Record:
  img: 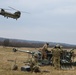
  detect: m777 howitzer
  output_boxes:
[12,48,76,69]
[13,48,52,65]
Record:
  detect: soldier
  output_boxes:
[29,53,40,73]
[70,48,75,63]
[39,43,49,59]
[51,44,62,69]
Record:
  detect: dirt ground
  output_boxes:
[0,46,76,75]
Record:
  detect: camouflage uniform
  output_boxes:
[70,48,74,62]
[40,43,49,59]
[29,54,40,72]
[52,45,62,69]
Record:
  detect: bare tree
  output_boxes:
[3,39,9,47]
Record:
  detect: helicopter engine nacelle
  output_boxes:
[14,11,21,18]
[1,9,5,14]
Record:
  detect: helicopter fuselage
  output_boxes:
[0,9,21,20]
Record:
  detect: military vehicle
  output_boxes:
[0,7,29,20]
[13,48,75,69]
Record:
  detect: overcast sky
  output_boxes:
[0,0,76,45]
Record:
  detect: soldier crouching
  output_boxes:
[29,53,40,73]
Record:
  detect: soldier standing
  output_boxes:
[52,44,62,69]
[70,48,75,63]
[39,43,49,59]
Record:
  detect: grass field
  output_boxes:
[0,46,76,75]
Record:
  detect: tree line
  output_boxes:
[1,39,44,48]
[0,39,76,49]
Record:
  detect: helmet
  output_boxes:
[60,45,63,48]
[46,42,49,45]
[55,44,59,48]
[54,44,62,48]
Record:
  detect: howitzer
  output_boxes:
[13,48,52,65]
[12,48,75,69]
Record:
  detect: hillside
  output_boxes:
[0,37,76,48]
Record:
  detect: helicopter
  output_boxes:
[0,7,29,20]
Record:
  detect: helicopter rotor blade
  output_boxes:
[8,6,30,14]
[8,6,18,11]
[20,11,30,14]
[0,8,11,10]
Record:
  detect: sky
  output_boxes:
[0,0,76,45]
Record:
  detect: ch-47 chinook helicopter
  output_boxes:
[0,7,29,20]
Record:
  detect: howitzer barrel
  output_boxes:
[13,48,34,54]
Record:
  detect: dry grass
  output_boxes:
[0,46,76,75]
